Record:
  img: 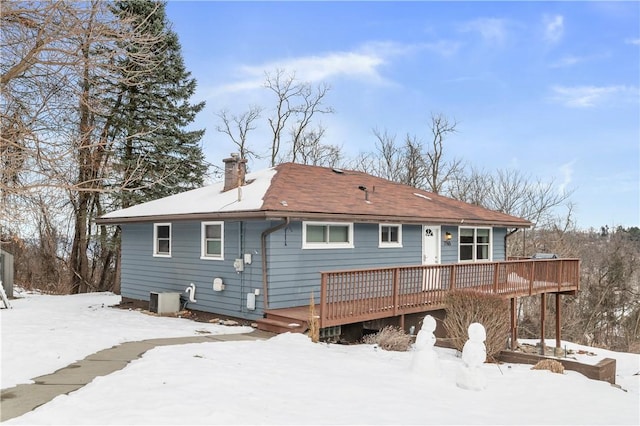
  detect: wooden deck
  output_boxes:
[259,258,580,333]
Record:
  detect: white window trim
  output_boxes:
[379,224,403,248]
[153,223,171,258]
[458,227,493,262]
[201,221,224,260]
[302,221,354,249]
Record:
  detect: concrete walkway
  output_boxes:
[0,330,274,422]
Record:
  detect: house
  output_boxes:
[97,155,579,343]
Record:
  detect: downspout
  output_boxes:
[260,217,290,310]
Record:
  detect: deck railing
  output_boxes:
[319,259,580,328]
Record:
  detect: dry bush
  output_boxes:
[443,290,510,359]
[362,325,412,351]
[308,293,319,343]
[531,359,564,374]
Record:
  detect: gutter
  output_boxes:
[260,217,290,310]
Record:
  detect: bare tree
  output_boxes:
[425,113,462,194]
[215,106,263,162]
[1,1,184,294]
[403,134,428,189]
[357,113,460,193]
[445,166,489,206]
[446,167,573,228]
[368,128,403,182]
[264,69,333,166]
[293,127,343,167]
[517,226,640,352]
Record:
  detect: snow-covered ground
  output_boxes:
[1,289,638,425]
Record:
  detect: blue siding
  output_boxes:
[265,222,423,309]
[441,225,458,264]
[120,221,268,321]
[120,220,510,318]
[493,227,507,260]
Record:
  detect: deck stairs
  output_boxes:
[256,309,310,334]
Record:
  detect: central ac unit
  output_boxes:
[149,292,180,314]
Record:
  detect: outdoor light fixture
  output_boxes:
[445,232,453,245]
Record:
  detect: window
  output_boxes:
[201,222,224,260]
[379,224,402,248]
[459,227,491,262]
[153,223,171,257]
[303,222,353,249]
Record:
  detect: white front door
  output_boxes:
[422,225,441,265]
[422,225,441,290]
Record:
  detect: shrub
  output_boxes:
[362,325,412,351]
[443,290,510,359]
[532,359,564,374]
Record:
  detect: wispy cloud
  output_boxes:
[543,15,564,44]
[550,85,638,107]
[211,41,459,96]
[212,51,387,95]
[549,55,583,68]
[558,161,575,195]
[458,18,509,45]
[625,38,640,45]
[549,52,609,68]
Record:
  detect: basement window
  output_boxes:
[303,222,354,249]
[153,223,171,257]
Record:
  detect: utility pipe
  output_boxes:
[260,217,290,310]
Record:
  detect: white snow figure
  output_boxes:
[456,322,488,391]
[410,315,441,377]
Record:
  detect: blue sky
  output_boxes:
[164,1,639,230]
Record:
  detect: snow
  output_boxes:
[99,167,276,219]
[1,290,639,425]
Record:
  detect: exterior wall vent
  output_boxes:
[149,292,181,314]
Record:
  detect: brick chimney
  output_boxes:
[223,153,247,192]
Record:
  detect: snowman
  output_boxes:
[456,322,488,390]
[410,315,441,377]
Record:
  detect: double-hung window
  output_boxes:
[459,227,491,262]
[379,224,402,248]
[303,222,353,249]
[201,222,224,260]
[153,223,171,257]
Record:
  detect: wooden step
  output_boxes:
[256,317,308,334]
[263,312,309,324]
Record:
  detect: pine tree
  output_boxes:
[110,0,206,208]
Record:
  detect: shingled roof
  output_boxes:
[97,162,531,228]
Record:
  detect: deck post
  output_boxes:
[556,260,563,292]
[510,297,518,350]
[555,293,562,350]
[392,268,399,316]
[540,292,546,354]
[450,264,457,290]
[493,264,499,294]
[320,273,327,329]
[529,262,535,296]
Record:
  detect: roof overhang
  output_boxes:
[95,209,532,228]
